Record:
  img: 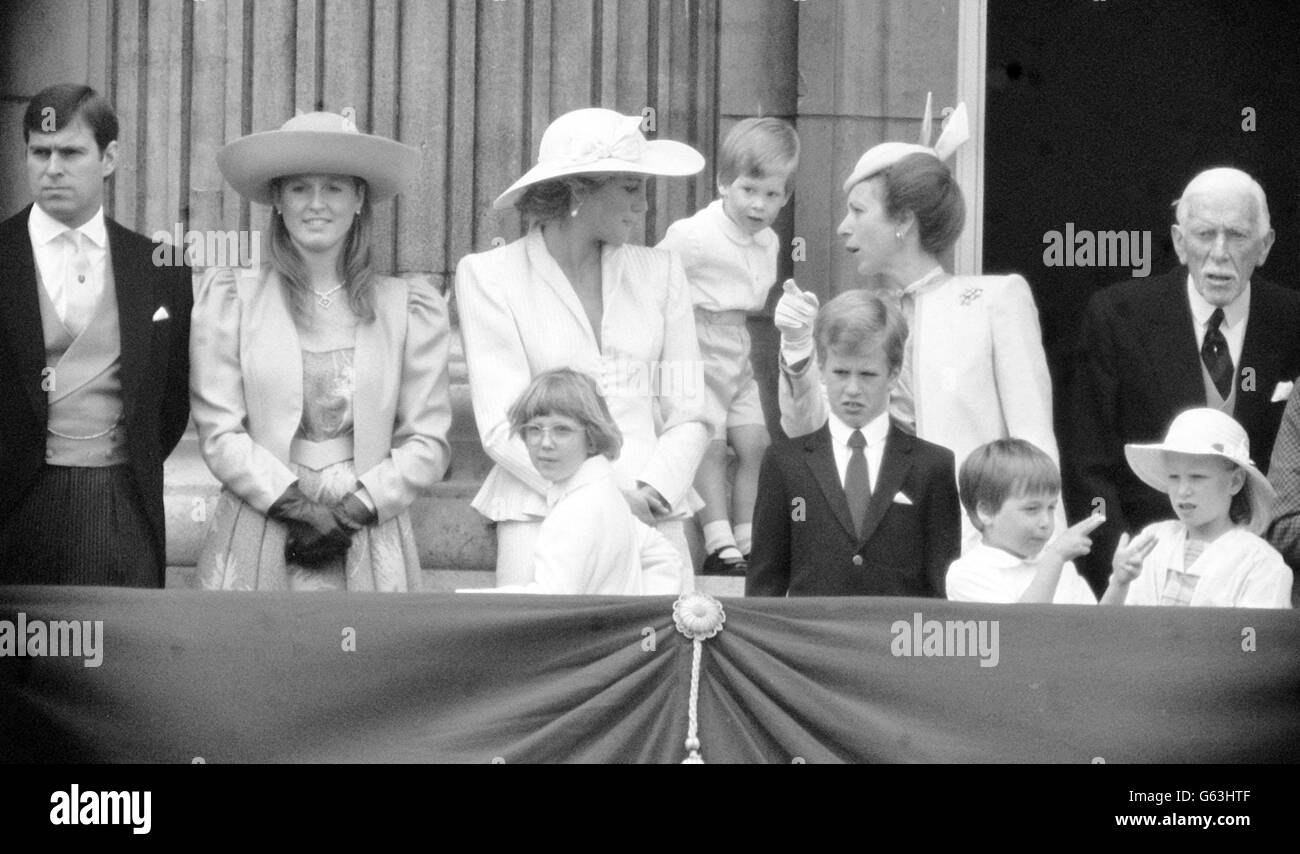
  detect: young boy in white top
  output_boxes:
[947,439,1101,604]
[657,117,800,574]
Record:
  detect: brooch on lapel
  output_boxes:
[959,287,983,306]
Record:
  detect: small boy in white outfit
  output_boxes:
[947,439,1100,604]
[657,117,800,574]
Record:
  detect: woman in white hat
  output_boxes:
[191,112,451,590]
[772,103,1062,555]
[1101,408,1292,608]
[455,108,709,592]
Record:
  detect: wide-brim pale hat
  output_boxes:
[493,107,704,210]
[1124,408,1276,535]
[217,111,420,206]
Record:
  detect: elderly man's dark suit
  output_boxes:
[1066,265,1300,590]
[0,205,191,585]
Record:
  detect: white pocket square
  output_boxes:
[152,306,170,322]
[1271,381,1294,403]
[892,491,914,505]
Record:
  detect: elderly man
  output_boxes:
[1067,167,1300,591]
[0,84,191,586]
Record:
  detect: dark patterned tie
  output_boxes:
[1202,308,1234,399]
[846,429,871,538]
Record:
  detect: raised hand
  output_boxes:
[1044,513,1106,563]
[774,279,820,355]
[1110,529,1158,586]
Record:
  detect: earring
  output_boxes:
[570,205,581,219]
[895,231,902,241]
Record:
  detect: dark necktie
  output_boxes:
[1202,308,1234,399]
[845,429,871,538]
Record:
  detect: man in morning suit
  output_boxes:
[1067,167,1300,591]
[0,84,192,586]
[746,290,960,596]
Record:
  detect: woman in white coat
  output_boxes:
[775,108,1063,550]
[191,112,451,591]
[455,108,710,592]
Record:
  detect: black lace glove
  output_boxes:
[331,492,378,534]
[267,482,353,567]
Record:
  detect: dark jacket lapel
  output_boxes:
[107,217,151,421]
[0,205,50,425]
[801,423,858,540]
[857,423,914,545]
[1143,267,1204,411]
[1236,275,1288,433]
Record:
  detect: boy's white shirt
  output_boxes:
[657,199,778,312]
[946,541,1098,605]
[1123,520,1292,608]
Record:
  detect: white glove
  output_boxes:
[774,279,819,365]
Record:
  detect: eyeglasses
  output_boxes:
[521,423,582,444]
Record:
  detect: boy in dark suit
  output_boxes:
[746,290,960,596]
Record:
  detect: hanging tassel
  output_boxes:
[672,592,726,764]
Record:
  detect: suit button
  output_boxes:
[852,555,864,566]
[45,449,54,460]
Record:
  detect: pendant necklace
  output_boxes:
[311,284,344,308]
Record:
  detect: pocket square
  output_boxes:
[892,491,914,505]
[152,306,170,322]
[1271,380,1294,403]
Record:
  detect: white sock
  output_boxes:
[733,524,753,555]
[702,520,738,556]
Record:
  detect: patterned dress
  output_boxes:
[195,348,422,591]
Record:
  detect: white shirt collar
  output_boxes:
[544,454,614,510]
[826,406,890,449]
[28,203,107,249]
[708,199,775,248]
[1186,274,1249,331]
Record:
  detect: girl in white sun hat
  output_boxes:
[1102,408,1292,608]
